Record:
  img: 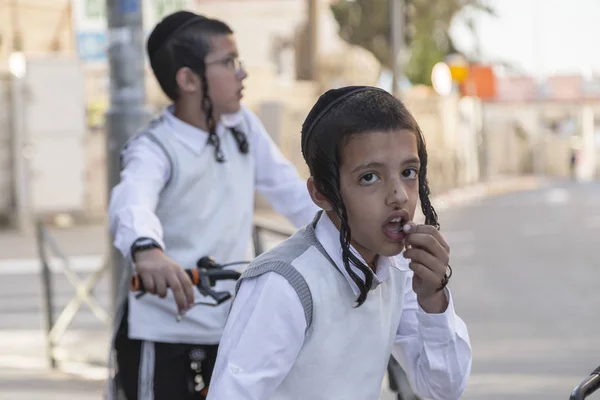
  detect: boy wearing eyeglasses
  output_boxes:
[105,11,319,400]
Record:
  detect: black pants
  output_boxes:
[114,304,219,400]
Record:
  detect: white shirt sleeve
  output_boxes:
[246,111,320,228]
[207,272,306,400]
[108,135,171,261]
[392,274,472,400]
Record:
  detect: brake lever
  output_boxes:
[175,268,241,322]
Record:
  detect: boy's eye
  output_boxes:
[224,56,242,71]
[359,173,379,185]
[225,57,236,68]
[402,168,418,180]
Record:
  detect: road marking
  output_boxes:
[444,230,476,244]
[544,188,570,204]
[0,330,109,381]
[584,215,600,229]
[465,373,584,395]
[0,255,105,275]
[519,222,561,237]
[0,354,107,381]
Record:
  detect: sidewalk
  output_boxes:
[0,174,547,395]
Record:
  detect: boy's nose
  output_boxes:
[386,183,408,207]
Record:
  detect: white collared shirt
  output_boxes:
[108,104,320,260]
[208,212,472,400]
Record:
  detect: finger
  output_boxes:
[403,248,447,276]
[177,268,195,309]
[405,233,449,263]
[141,274,155,294]
[405,223,450,253]
[409,261,442,291]
[167,269,188,312]
[154,275,168,298]
[173,268,195,311]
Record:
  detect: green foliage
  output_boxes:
[330,0,495,86]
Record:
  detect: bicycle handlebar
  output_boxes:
[130,256,245,306]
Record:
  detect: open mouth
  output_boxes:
[387,217,407,233]
[382,210,410,242]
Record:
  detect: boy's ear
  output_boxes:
[175,67,201,94]
[307,177,333,211]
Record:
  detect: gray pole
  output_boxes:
[105,0,150,313]
[390,0,404,97]
[307,0,319,80]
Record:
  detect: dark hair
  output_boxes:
[301,86,438,306]
[147,13,243,162]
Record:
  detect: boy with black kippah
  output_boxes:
[105,10,319,400]
[207,86,471,400]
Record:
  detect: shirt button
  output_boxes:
[230,365,240,374]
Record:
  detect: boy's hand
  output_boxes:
[402,222,451,314]
[134,248,195,313]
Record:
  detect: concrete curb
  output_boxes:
[430,175,545,211]
[411,175,545,224]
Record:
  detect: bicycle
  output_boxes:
[130,256,246,320]
[570,365,600,399]
[126,256,247,397]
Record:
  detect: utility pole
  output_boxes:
[10,0,23,51]
[307,0,319,80]
[470,19,488,182]
[105,0,150,313]
[390,0,404,97]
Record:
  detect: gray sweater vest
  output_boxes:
[126,112,256,344]
[235,213,408,399]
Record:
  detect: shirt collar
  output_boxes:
[313,211,410,297]
[161,105,246,155]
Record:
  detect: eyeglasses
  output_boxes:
[206,55,245,74]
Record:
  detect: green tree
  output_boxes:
[330,0,495,86]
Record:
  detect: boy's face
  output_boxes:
[328,129,420,265]
[203,34,247,115]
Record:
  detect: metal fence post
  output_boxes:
[36,221,56,369]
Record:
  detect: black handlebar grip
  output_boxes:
[202,269,242,282]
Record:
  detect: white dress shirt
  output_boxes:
[108,105,319,261]
[107,105,320,344]
[208,212,472,400]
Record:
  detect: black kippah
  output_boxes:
[301,85,388,155]
[147,11,207,60]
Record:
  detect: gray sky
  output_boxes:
[450,0,600,76]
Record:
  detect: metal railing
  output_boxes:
[36,220,111,369]
[252,215,295,256]
[35,216,294,370]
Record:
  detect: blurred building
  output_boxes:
[2,0,595,228]
[0,0,383,226]
[481,71,600,178]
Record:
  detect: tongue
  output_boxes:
[383,222,402,233]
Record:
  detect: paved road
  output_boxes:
[1,179,600,399]
[437,179,599,400]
